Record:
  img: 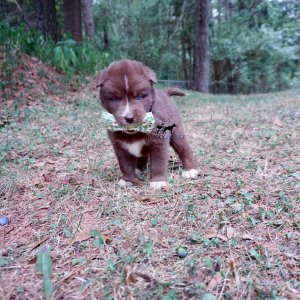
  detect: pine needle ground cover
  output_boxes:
[0,78,299,298]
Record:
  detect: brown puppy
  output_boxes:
[97,59,198,189]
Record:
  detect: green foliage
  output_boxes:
[90,229,104,248]
[53,38,110,79]
[1,0,299,94]
[93,0,300,93]
[0,22,111,86]
[210,0,300,93]
[0,21,52,94]
[54,39,77,72]
[142,240,154,255]
[0,22,54,59]
[37,246,53,300]
[161,289,177,300]
[202,293,217,300]
[94,0,186,80]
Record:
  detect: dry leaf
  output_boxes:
[39,202,52,210]
[272,115,283,127]
[42,173,53,182]
[124,266,137,285]
[124,266,151,286]
[226,226,236,239]
[127,273,138,285]
[207,272,223,290]
[138,197,153,202]
[30,235,49,250]
[71,231,111,245]
[162,185,171,192]
[28,256,37,265]
[241,233,254,240]
[137,197,161,204]
[71,231,91,244]
[265,243,279,253]
[205,233,228,242]
[136,272,151,282]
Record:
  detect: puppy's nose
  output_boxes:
[125,114,134,124]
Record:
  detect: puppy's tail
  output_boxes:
[163,87,186,97]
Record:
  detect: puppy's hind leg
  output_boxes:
[170,127,198,179]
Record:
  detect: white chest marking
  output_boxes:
[122,140,145,157]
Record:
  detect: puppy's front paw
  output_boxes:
[135,168,143,176]
[182,169,198,179]
[150,181,167,189]
[118,179,133,187]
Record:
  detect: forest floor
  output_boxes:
[0,55,300,300]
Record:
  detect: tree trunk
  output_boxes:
[35,0,59,42]
[194,0,210,93]
[81,0,94,38]
[103,27,109,48]
[63,0,82,42]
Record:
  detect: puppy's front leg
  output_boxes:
[113,145,138,186]
[149,140,169,189]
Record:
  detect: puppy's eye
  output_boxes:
[111,97,120,102]
[136,95,145,101]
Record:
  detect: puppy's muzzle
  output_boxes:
[124,113,134,124]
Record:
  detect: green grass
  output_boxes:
[0,86,299,299]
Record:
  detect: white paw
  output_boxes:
[118,179,133,187]
[150,181,167,189]
[135,168,143,176]
[182,169,198,179]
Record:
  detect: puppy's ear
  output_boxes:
[142,65,157,84]
[96,68,108,88]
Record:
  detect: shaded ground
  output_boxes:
[0,57,299,299]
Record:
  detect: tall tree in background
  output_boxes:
[63,0,82,41]
[35,0,59,42]
[81,0,94,38]
[194,0,210,92]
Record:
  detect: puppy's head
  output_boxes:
[97,59,156,126]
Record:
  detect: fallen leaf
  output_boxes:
[162,185,171,192]
[124,266,151,286]
[226,226,236,239]
[30,235,49,251]
[42,173,53,183]
[39,202,52,210]
[265,243,279,253]
[28,256,37,265]
[62,141,71,147]
[70,231,111,245]
[207,272,223,290]
[135,272,151,282]
[34,159,55,168]
[272,115,283,127]
[241,233,254,240]
[138,197,154,202]
[71,231,91,244]
[205,233,228,242]
[127,273,138,285]
[137,197,161,204]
